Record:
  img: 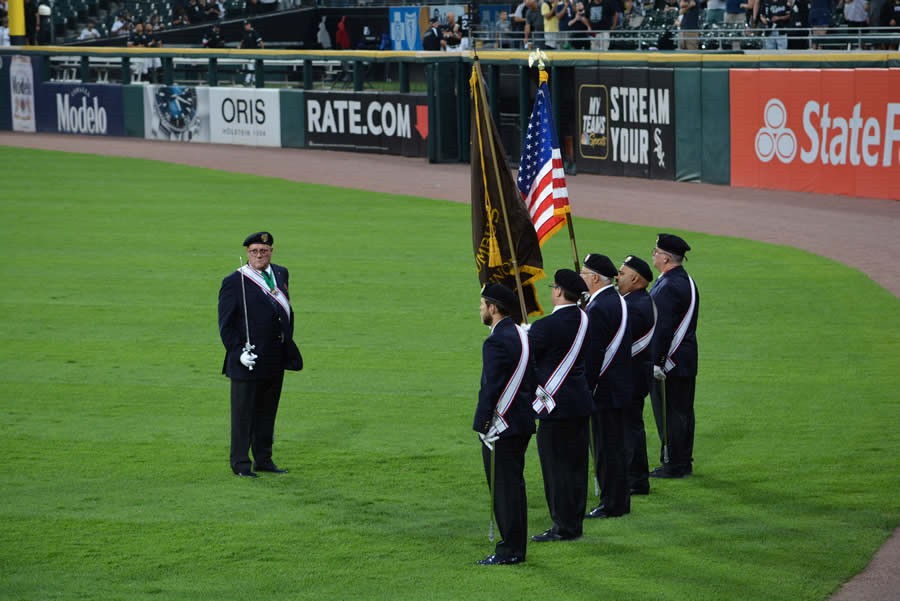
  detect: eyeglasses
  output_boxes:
[651,248,672,258]
[549,283,559,289]
[579,271,597,278]
[248,248,272,256]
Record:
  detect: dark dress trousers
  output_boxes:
[649,265,699,475]
[623,289,655,491]
[473,317,536,560]
[219,264,303,474]
[584,287,633,516]
[529,305,593,538]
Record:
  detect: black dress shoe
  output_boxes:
[477,554,524,565]
[531,529,563,542]
[586,506,623,519]
[235,470,258,478]
[254,465,288,474]
[630,485,650,495]
[649,466,685,479]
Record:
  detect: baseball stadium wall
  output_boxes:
[2,48,898,200]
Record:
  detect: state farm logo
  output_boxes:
[755,99,797,163]
[754,97,900,168]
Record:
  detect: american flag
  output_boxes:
[516,82,570,247]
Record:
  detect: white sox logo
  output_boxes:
[755,99,797,163]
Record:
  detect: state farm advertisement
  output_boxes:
[730,69,899,200]
[304,91,428,157]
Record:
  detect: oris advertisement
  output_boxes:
[730,69,899,200]
[208,88,281,147]
[575,68,675,180]
[305,91,428,157]
[36,83,125,136]
[143,84,210,142]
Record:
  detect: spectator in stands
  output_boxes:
[557,0,576,47]
[149,13,165,32]
[258,0,277,15]
[171,6,189,26]
[706,0,727,25]
[496,9,513,47]
[335,15,350,49]
[524,0,545,48]
[244,0,259,15]
[128,21,149,80]
[239,19,262,85]
[203,22,225,46]
[842,0,868,44]
[0,17,9,47]
[80,19,101,40]
[809,0,834,47]
[422,15,443,49]
[512,0,528,43]
[589,0,617,49]
[111,11,128,35]
[568,0,593,47]
[678,0,700,47]
[204,0,222,21]
[542,0,562,48]
[760,0,791,48]
[724,0,751,48]
[24,0,37,44]
[443,11,463,49]
[788,0,810,47]
[145,21,163,80]
[188,0,204,23]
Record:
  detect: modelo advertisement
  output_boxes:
[208,87,281,147]
[35,83,125,136]
[730,68,899,200]
[305,91,428,157]
[9,55,36,133]
[143,84,210,142]
[575,68,675,180]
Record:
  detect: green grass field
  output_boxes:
[0,147,897,601]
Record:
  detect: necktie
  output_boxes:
[261,271,275,290]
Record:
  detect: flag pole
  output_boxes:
[474,59,529,324]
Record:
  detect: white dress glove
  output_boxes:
[478,431,499,451]
[240,343,258,370]
[653,365,666,381]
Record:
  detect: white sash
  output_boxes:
[533,309,588,414]
[597,293,628,379]
[631,297,657,357]
[491,324,530,434]
[664,275,696,372]
[239,265,292,319]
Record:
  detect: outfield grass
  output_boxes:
[0,147,897,601]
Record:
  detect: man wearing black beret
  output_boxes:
[580,254,633,520]
[529,270,593,543]
[617,255,656,495]
[218,232,303,478]
[473,284,536,565]
[649,233,700,479]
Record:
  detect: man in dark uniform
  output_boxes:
[239,20,263,85]
[618,255,656,496]
[203,24,226,48]
[422,16,443,50]
[218,232,303,478]
[581,254,633,519]
[473,284,536,565]
[649,233,699,479]
[529,269,593,543]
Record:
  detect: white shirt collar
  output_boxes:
[588,283,615,303]
[551,303,577,314]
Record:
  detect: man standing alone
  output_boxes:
[473,284,535,565]
[649,234,699,479]
[218,232,303,478]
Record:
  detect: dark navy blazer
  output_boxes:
[473,317,537,438]
[649,265,699,377]
[218,263,303,381]
[584,287,633,411]
[624,289,655,401]
[528,305,593,421]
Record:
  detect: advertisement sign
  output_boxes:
[305,91,428,157]
[36,83,125,136]
[208,87,281,147]
[143,84,210,142]
[389,7,423,51]
[730,69,899,200]
[575,68,675,179]
[10,55,36,133]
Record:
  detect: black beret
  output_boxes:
[622,255,653,283]
[481,283,517,314]
[656,233,691,256]
[555,268,588,295]
[243,231,274,246]
[583,253,618,278]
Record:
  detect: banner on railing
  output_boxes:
[143,84,210,142]
[730,68,899,200]
[36,83,125,136]
[208,87,281,147]
[389,7,424,51]
[304,91,428,157]
[574,68,675,180]
[9,55,36,133]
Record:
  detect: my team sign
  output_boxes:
[575,68,675,180]
[305,91,428,157]
[730,69,899,200]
